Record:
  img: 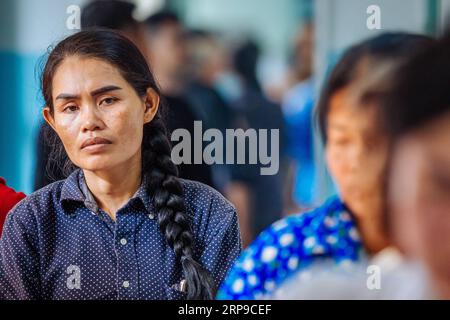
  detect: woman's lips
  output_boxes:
[81,137,113,150]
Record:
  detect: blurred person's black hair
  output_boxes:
[81,0,138,31]
[145,10,181,30]
[233,39,261,92]
[382,34,450,139]
[316,33,434,143]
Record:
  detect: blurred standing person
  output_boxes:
[227,39,285,247]
[144,11,214,188]
[183,30,235,193]
[281,22,317,213]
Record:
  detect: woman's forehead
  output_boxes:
[52,56,128,97]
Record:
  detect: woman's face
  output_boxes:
[326,85,388,219]
[389,112,450,297]
[44,56,159,173]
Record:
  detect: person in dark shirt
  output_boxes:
[144,11,215,188]
[182,30,235,192]
[228,39,286,244]
[1,30,241,300]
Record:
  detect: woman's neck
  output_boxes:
[356,213,391,255]
[83,154,142,221]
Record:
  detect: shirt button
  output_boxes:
[120,238,127,246]
[122,281,130,288]
[148,213,155,219]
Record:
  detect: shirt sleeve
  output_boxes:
[200,207,242,293]
[216,216,304,300]
[0,203,41,299]
[0,178,26,235]
[215,228,270,300]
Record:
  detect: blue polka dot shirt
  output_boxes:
[0,169,242,300]
[216,197,363,300]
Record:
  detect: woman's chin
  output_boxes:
[343,195,371,217]
[78,160,115,172]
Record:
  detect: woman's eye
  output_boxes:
[330,138,349,146]
[63,105,79,113]
[100,97,117,106]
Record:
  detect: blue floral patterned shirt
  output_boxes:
[216,197,363,300]
[0,169,241,300]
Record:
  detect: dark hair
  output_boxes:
[145,10,180,30]
[316,33,433,143]
[233,39,261,92]
[81,0,138,32]
[41,30,215,300]
[382,34,450,139]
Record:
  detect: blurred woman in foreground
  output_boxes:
[217,33,433,300]
[269,33,450,300]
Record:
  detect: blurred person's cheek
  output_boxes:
[162,24,185,71]
[389,115,450,289]
[414,117,450,285]
[388,137,426,258]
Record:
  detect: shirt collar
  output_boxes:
[60,169,153,215]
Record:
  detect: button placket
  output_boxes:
[115,209,140,299]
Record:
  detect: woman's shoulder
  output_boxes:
[231,196,353,271]
[179,179,237,233]
[180,179,235,213]
[257,196,346,243]
[6,179,67,223]
[216,196,354,299]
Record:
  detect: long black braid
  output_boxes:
[41,29,216,299]
[142,113,216,299]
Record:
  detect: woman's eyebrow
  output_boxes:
[55,85,122,101]
[90,85,122,97]
[55,93,79,101]
[328,122,347,131]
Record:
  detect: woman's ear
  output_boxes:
[143,88,160,124]
[43,107,57,131]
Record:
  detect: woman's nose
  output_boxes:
[81,104,105,132]
[347,145,364,171]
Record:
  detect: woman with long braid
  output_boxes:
[0,30,241,300]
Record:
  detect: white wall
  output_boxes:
[315,0,427,90]
[441,0,450,29]
[1,0,87,53]
[0,0,87,192]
